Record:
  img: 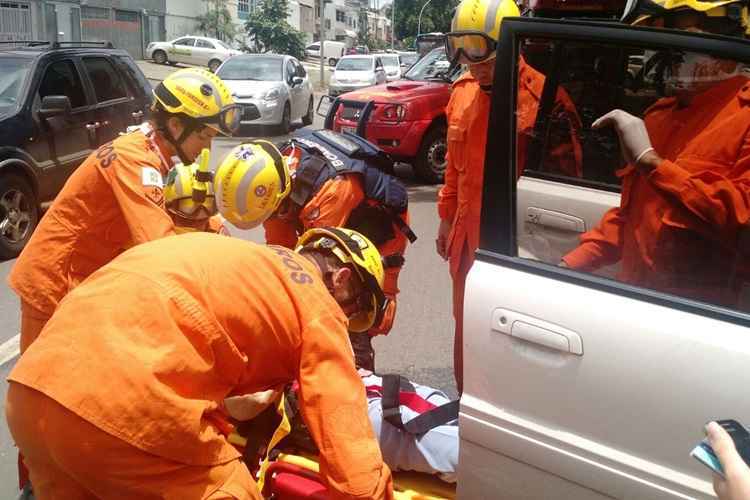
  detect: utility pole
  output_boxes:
[418,0,435,37]
[319,0,325,88]
[390,0,395,51]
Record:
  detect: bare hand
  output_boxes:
[224,388,281,421]
[707,421,750,500]
[436,219,452,260]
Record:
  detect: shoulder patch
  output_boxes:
[141,166,164,189]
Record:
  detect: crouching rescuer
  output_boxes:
[214,130,417,371]
[5,228,394,499]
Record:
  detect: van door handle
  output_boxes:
[526,207,585,233]
[491,308,583,355]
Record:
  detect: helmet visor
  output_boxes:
[446,32,497,64]
[202,104,242,136]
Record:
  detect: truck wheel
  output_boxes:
[302,97,314,126]
[414,124,447,184]
[0,173,38,259]
[153,50,167,65]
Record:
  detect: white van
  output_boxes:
[304,40,346,67]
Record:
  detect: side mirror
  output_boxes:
[316,94,335,118]
[292,76,304,86]
[39,95,71,119]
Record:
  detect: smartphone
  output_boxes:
[691,419,750,478]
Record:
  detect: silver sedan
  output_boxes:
[215,54,315,134]
[146,36,242,72]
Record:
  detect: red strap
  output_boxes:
[365,385,437,414]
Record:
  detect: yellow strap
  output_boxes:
[256,393,291,491]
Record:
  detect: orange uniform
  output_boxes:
[6,233,393,499]
[264,175,407,336]
[8,126,176,352]
[564,75,750,308]
[438,59,581,391]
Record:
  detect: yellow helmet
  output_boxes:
[153,67,241,136]
[622,0,750,36]
[214,140,291,230]
[446,0,521,64]
[296,227,387,333]
[164,148,216,230]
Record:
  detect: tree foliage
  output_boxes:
[392,0,459,45]
[245,0,306,60]
[197,0,238,43]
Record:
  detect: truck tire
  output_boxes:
[414,124,447,184]
[0,172,38,259]
[153,50,167,65]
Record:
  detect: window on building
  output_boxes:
[238,0,249,20]
[326,19,331,30]
[336,10,345,22]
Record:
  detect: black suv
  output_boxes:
[0,41,153,258]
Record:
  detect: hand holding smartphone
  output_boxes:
[691,420,750,478]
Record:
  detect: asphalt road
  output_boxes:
[0,61,454,496]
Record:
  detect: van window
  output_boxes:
[511,36,750,314]
[38,60,86,108]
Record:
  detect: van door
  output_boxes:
[459,18,750,499]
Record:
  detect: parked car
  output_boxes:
[146,36,242,72]
[461,16,750,500]
[0,41,152,258]
[304,40,346,67]
[216,54,314,134]
[323,47,462,183]
[377,53,402,81]
[328,55,388,97]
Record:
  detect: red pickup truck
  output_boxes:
[323,47,463,184]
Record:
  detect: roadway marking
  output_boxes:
[0,334,20,367]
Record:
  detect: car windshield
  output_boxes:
[216,40,232,50]
[380,55,400,68]
[404,48,456,81]
[336,58,373,71]
[0,57,31,116]
[217,57,282,81]
[399,53,419,66]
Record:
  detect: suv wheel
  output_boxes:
[153,50,167,65]
[414,124,447,184]
[302,97,314,126]
[0,173,38,259]
[208,59,222,73]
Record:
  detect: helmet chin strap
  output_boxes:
[160,117,200,165]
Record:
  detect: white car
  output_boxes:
[304,41,346,67]
[146,36,242,72]
[215,54,314,134]
[329,55,387,97]
[460,16,750,500]
[377,53,402,82]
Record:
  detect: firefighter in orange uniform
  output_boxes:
[5,229,394,500]
[215,131,415,371]
[8,67,241,353]
[562,0,750,309]
[436,0,582,393]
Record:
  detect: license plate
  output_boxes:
[341,126,357,134]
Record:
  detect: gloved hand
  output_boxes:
[224,388,281,421]
[436,219,452,260]
[707,421,750,500]
[592,110,654,166]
